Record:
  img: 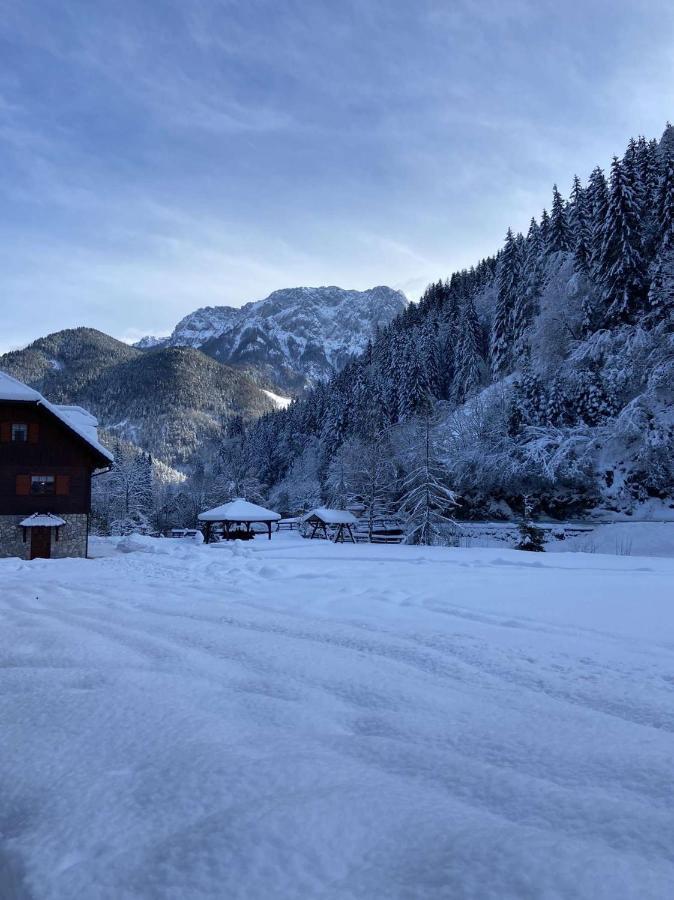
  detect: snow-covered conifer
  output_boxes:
[656,147,674,245]
[648,239,674,321]
[490,228,520,378]
[569,175,591,273]
[587,166,609,274]
[539,208,550,248]
[398,335,432,419]
[512,218,543,354]
[453,296,484,403]
[398,416,458,545]
[598,157,647,325]
[548,184,570,253]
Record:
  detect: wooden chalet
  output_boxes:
[0,371,113,560]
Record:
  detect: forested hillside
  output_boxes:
[20,127,673,538]
[0,329,276,467]
[235,126,674,525]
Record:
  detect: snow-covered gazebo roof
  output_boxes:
[20,513,66,528]
[198,499,281,523]
[303,507,358,525]
[0,371,113,465]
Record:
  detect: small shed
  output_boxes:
[198,498,281,542]
[303,508,358,543]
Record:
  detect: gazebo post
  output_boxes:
[267,522,272,540]
[205,522,211,544]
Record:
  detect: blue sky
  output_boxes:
[2,0,674,351]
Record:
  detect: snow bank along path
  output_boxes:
[2,534,674,899]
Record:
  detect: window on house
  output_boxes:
[31,475,55,495]
[11,424,28,442]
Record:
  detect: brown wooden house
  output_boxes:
[0,371,113,560]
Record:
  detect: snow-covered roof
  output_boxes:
[54,405,99,442]
[304,507,358,525]
[20,513,66,528]
[0,371,41,402]
[198,498,281,522]
[0,371,113,464]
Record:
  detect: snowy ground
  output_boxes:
[457,519,674,558]
[2,534,674,900]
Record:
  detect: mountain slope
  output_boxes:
[0,328,277,468]
[137,285,408,391]
[238,125,674,520]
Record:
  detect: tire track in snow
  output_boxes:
[15,588,674,737]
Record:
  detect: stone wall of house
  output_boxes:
[51,514,89,559]
[0,516,26,559]
[0,514,89,560]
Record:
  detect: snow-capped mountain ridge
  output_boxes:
[137,285,408,390]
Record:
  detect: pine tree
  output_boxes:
[510,357,545,427]
[622,137,645,221]
[660,122,674,160]
[581,166,610,332]
[521,362,546,425]
[398,334,432,420]
[398,416,458,545]
[420,318,441,399]
[587,166,609,276]
[569,175,591,273]
[439,285,462,398]
[349,362,371,437]
[136,452,154,521]
[545,376,568,426]
[325,443,352,508]
[639,136,661,258]
[516,496,545,552]
[548,184,570,252]
[598,156,647,325]
[656,147,674,244]
[539,208,550,249]
[512,218,543,353]
[578,369,613,425]
[648,238,674,321]
[453,295,484,403]
[490,228,520,378]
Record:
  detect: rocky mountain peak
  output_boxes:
[137,285,408,390]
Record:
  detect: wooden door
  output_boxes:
[30,527,52,560]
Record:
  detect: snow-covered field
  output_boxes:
[457,519,674,558]
[2,534,674,900]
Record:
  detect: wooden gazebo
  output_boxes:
[198,498,281,542]
[302,508,358,543]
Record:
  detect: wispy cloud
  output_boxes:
[2,0,674,350]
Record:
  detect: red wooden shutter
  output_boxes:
[16,475,31,495]
[55,475,70,496]
[28,424,39,444]
[0,423,10,442]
